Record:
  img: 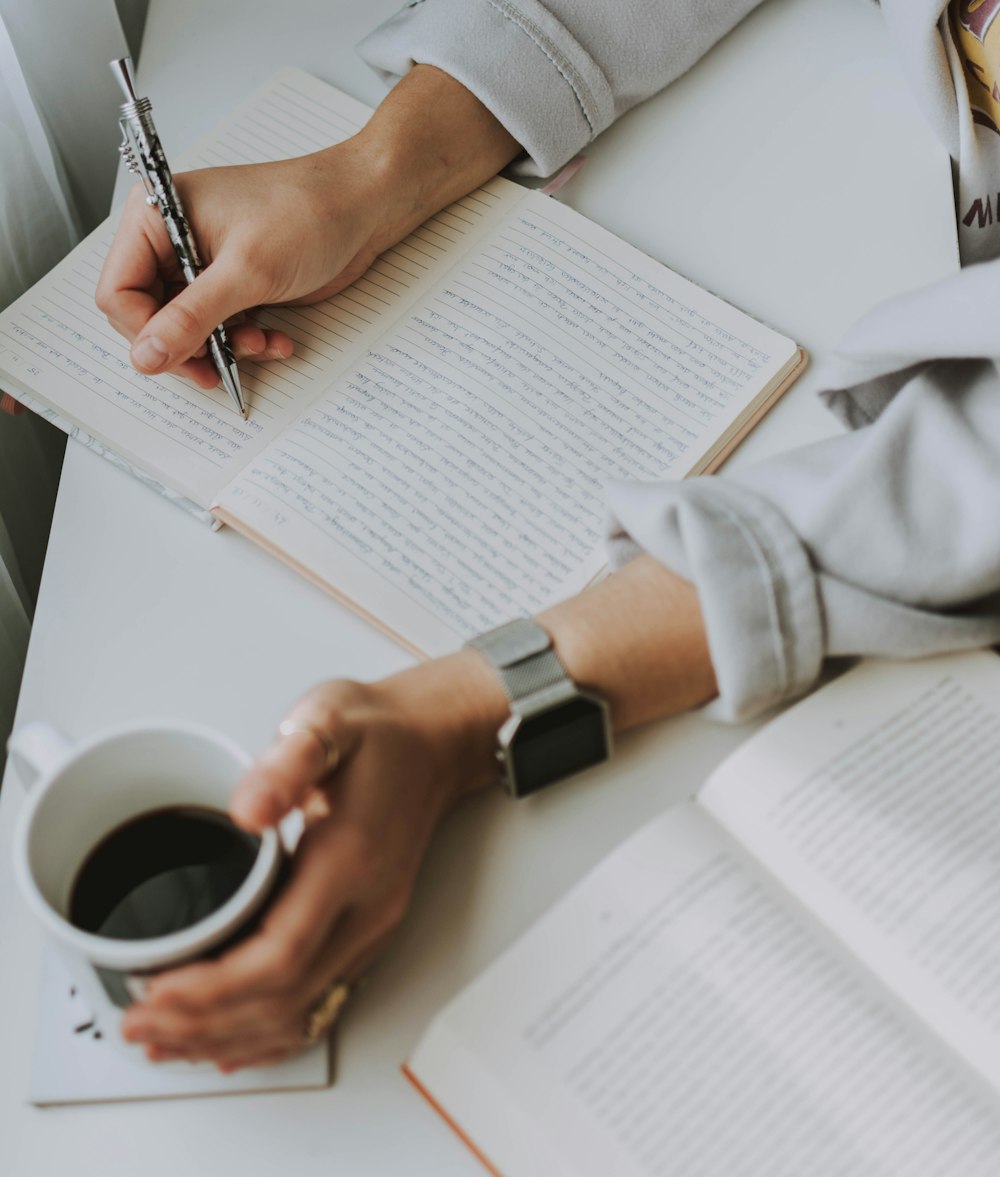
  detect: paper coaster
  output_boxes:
[31,944,329,1105]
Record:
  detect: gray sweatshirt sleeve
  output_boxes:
[606,264,1000,721]
[358,0,765,175]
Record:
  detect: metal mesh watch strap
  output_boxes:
[467,618,568,704]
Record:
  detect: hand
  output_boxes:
[120,653,507,1071]
[95,65,521,391]
[1,393,25,416]
[95,146,389,389]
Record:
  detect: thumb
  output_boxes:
[130,259,246,374]
[231,706,356,832]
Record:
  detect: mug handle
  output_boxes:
[6,721,72,791]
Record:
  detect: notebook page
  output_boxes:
[217,191,798,655]
[0,69,514,507]
[697,651,1000,1095]
[409,804,1000,1177]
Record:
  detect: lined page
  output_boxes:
[0,236,263,507]
[698,651,1000,1096]
[218,192,798,654]
[0,69,517,507]
[409,805,1000,1177]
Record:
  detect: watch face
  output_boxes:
[509,696,610,797]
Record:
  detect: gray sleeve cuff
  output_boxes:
[605,478,825,723]
[357,0,615,176]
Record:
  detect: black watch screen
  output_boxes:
[509,695,610,797]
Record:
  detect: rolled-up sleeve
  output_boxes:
[358,0,764,175]
[607,266,1000,721]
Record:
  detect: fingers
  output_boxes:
[126,996,302,1050]
[97,191,172,330]
[166,323,294,390]
[144,1030,304,1069]
[110,319,293,390]
[126,257,251,376]
[121,838,405,1069]
[230,737,331,833]
[231,687,366,831]
[1,393,25,416]
[97,189,294,385]
[227,322,293,364]
[139,837,350,1010]
[125,913,392,1071]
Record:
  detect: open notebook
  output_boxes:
[0,68,805,656]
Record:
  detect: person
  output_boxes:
[95,0,1000,1072]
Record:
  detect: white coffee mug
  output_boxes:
[10,719,283,1066]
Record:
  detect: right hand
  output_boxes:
[96,145,389,388]
[95,65,522,391]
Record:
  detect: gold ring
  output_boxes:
[302,979,351,1044]
[278,719,341,776]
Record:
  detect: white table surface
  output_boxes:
[0,0,958,1173]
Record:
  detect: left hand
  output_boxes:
[120,653,506,1071]
[1,393,25,416]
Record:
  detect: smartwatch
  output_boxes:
[468,618,612,798]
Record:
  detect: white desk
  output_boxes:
[0,0,957,1173]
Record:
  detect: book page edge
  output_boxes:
[687,346,809,477]
[211,506,432,659]
[401,1063,505,1177]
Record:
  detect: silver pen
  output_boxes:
[110,57,248,420]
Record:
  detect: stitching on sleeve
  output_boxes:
[484,0,602,134]
[693,493,817,702]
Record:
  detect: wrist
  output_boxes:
[538,557,718,732]
[379,649,511,810]
[375,558,717,811]
[348,64,521,253]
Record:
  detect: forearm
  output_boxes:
[601,352,1000,723]
[342,63,522,255]
[538,555,717,730]
[359,0,766,175]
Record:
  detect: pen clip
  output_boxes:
[117,118,159,206]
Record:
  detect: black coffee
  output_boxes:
[69,805,261,940]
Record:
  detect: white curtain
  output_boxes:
[0,0,132,763]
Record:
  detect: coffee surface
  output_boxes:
[69,805,260,940]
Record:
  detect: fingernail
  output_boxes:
[232,777,271,821]
[132,336,169,371]
[236,795,273,831]
[122,1021,146,1043]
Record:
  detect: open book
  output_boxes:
[0,68,804,656]
[406,651,1000,1176]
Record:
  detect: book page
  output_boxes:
[408,804,1000,1177]
[698,650,1000,1093]
[0,69,517,507]
[217,193,799,654]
